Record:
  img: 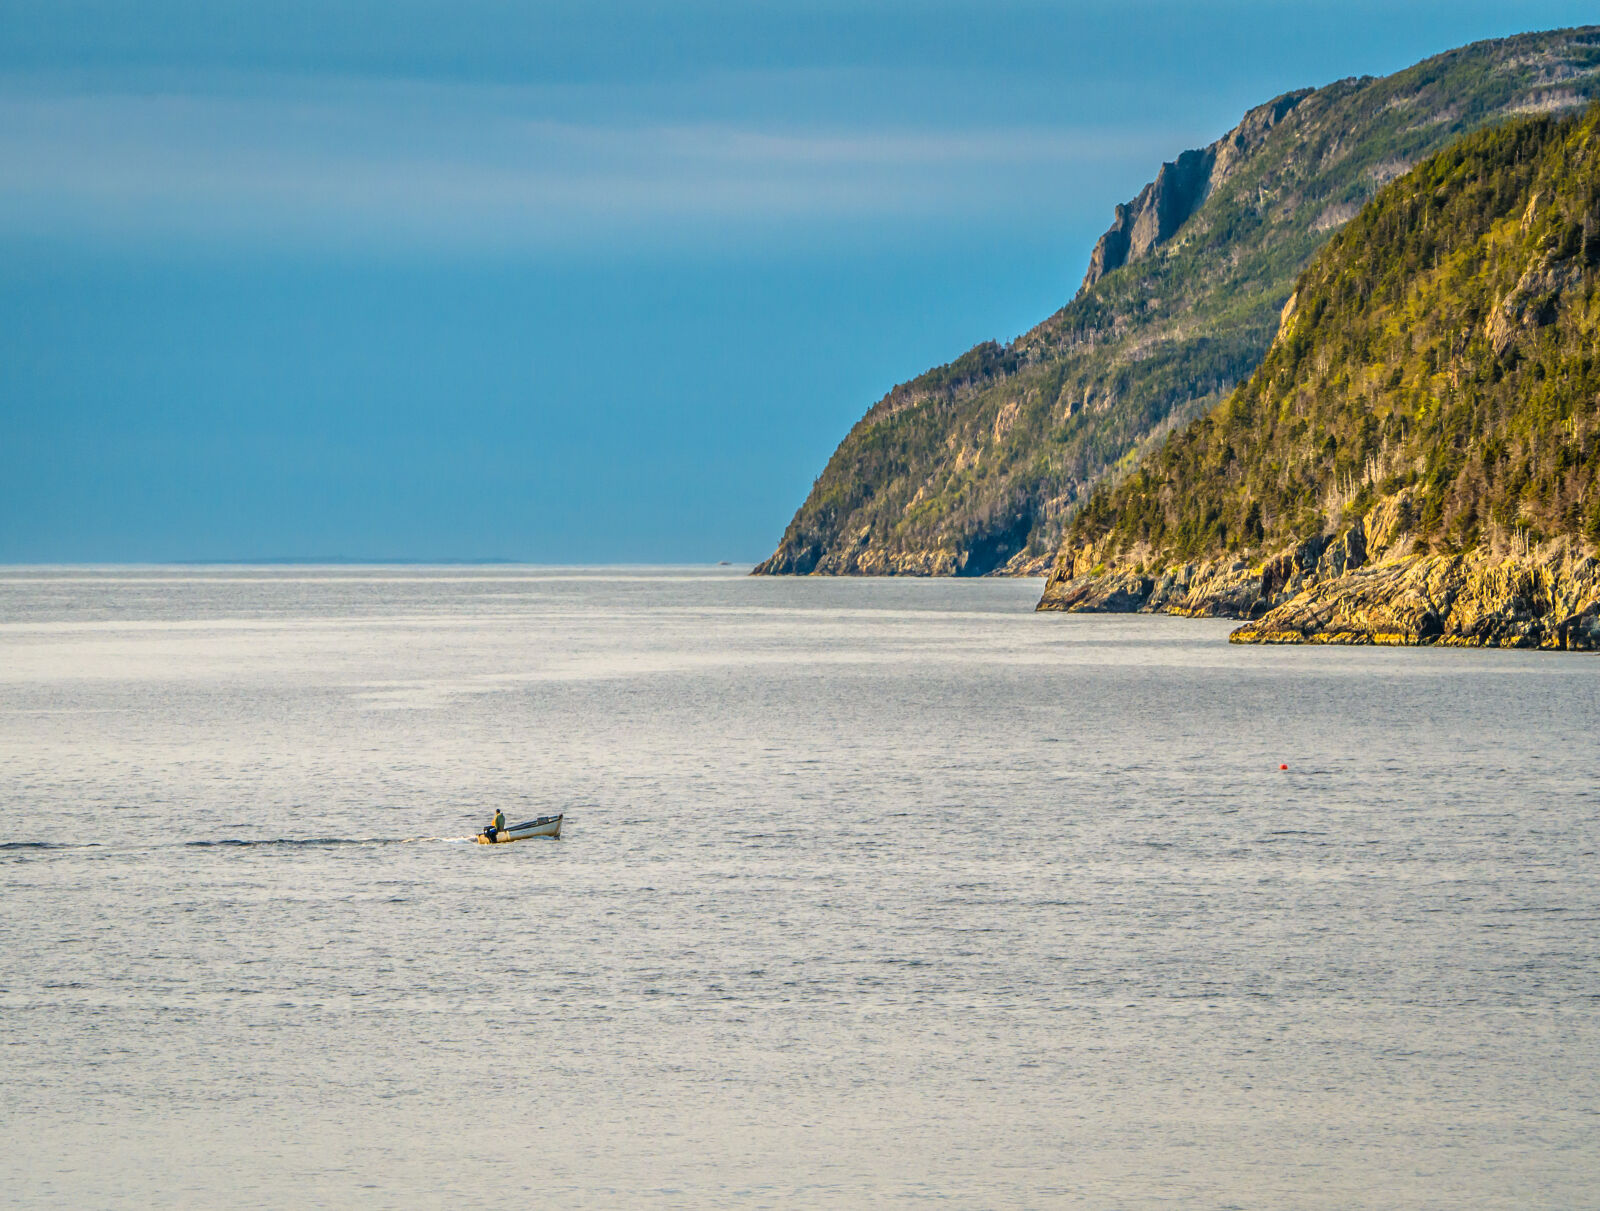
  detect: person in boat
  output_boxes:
[485,809,505,841]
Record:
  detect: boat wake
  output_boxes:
[182,835,476,848]
[0,840,101,851]
[4,834,491,854]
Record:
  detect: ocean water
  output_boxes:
[2,566,1597,1209]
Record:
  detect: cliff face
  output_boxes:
[756,27,1600,578]
[1080,147,1218,294]
[1080,91,1310,293]
[1041,107,1600,648]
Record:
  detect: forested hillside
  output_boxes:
[1041,108,1600,649]
[757,27,1600,577]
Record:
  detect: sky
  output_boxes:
[4,1,1599,562]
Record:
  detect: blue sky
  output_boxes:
[4,0,1598,562]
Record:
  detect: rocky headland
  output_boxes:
[1041,107,1600,649]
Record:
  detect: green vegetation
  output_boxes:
[1068,108,1600,565]
[758,27,1600,575]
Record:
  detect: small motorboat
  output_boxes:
[475,814,563,844]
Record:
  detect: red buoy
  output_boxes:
[1279,763,1288,770]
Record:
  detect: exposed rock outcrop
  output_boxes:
[1079,90,1313,294]
[1232,548,1600,648]
[1486,251,1587,355]
[1039,492,1600,650]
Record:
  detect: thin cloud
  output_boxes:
[0,73,1177,250]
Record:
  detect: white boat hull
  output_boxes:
[475,814,563,844]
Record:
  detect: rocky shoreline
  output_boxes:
[1037,495,1600,651]
[752,543,1053,578]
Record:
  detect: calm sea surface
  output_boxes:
[2,567,1598,1209]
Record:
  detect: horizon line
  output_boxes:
[0,558,755,569]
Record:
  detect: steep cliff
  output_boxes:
[756,27,1600,577]
[1040,108,1600,648]
[1080,90,1309,293]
